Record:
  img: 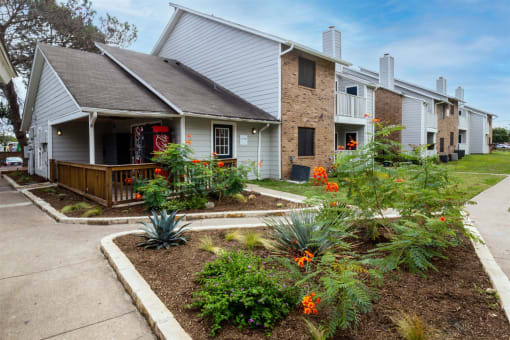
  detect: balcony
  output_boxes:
[458,114,469,130]
[425,111,437,130]
[336,92,367,121]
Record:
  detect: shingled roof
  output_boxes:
[39,44,171,113]
[96,43,277,121]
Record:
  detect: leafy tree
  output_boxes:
[493,127,509,144]
[0,0,138,151]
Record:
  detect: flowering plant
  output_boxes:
[190,248,297,336]
[312,166,328,186]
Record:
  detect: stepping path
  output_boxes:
[467,175,510,279]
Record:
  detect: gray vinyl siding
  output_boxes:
[337,77,365,97]
[469,113,484,154]
[401,97,424,151]
[30,61,80,178]
[51,121,89,164]
[158,12,280,118]
[185,117,279,179]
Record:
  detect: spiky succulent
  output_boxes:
[137,210,190,249]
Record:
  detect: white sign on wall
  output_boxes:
[239,135,248,145]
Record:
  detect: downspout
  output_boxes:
[257,123,270,179]
[280,43,294,56]
[89,112,98,164]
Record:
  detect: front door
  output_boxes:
[213,124,233,159]
[346,132,357,150]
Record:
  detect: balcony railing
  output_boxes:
[336,92,367,119]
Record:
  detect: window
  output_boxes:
[450,132,454,146]
[439,105,445,119]
[459,133,462,144]
[439,138,445,153]
[427,132,435,150]
[346,86,358,96]
[446,106,450,117]
[213,124,233,159]
[459,110,462,116]
[298,57,315,88]
[298,127,314,156]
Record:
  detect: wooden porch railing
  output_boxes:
[55,159,237,207]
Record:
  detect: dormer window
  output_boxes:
[298,57,315,88]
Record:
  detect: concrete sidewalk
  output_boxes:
[467,175,510,279]
[0,176,155,340]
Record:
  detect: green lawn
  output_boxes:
[250,161,506,201]
[445,151,510,174]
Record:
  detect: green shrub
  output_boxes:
[199,236,223,255]
[298,253,380,336]
[265,211,337,257]
[61,202,92,214]
[136,210,190,249]
[164,196,208,211]
[81,207,102,217]
[190,248,298,336]
[136,177,171,211]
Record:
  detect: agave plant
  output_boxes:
[137,210,190,249]
[265,211,337,256]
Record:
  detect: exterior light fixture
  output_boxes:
[252,128,257,134]
[57,129,63,136]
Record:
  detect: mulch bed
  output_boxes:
[115,228,510,340]
[30,186,304,218]
[4,171,47,186]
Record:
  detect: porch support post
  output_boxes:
[180,116,186,143]
[89,112,98,164]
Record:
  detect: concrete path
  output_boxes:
[467,175,510,279]
[0,176,155,340]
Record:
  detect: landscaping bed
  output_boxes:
[3,170,47,186]
[30,186,304,218]
[115,227,510,340]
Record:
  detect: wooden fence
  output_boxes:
[53,158,237,207]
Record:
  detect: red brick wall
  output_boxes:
[374,88,403,143]
[280,49,335,179]
[436,100,459,154]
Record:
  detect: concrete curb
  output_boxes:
[100,231,192,340]
[21,185,315,225]
[465,215,510,322]
[2,173,51,190]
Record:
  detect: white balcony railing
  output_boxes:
[425,112,437,130]
[458,115,469,130]
[337,92,367,118]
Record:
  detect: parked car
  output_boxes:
[496,144,510,149]
[4,157,23,166]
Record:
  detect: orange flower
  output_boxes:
[134,193,142,201]
[311,292,316,297]
[326,182,339,193]
[185,140,192,145]
[329,201,338,207]
[316,298,321,304]
[372,118,381,123]
[395,178,403,183]
[305,250,314,258]
[294,239,298,244]
[192,159,201,164]
[257,161,262,168]
[124,177,132,185]
[304,308,312,315]
[212,152,218,157]
[440,216,446,222]
[181,174,186,178]
[218,161,225,167]
[186,134,191,138]
[313,309,318,315]
[154,168,163,175]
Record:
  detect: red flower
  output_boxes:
[395,178,403,183]
[212,152,218,157]
[218,161,225,168]
[440,216,446,222]
[154,168,162,175]
[186,134,191,138]
[124,177,132,185]
[372,118,381,123]
[202,162,208,166]
[192,159,201,164]
[364,114,370,118]
[185,140,192,145]
[326,182,339,193]
[134,193,142,201]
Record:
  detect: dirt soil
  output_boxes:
[115,228,510,340]
[30,186,304,218]
[4,171,47,185]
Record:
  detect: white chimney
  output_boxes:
[455,86,464,101]
[322,26,341,59]
[436,77,447,95]
[379,53,394,90]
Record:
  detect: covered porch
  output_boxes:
[334,123,370,156]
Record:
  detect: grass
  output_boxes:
[445,151,510,174]
[250,157,507,202]
[390,312,433,340]
[60,202,92,214]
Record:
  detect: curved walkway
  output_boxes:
[467,175,510,278]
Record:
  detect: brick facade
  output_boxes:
[280,49,335,179]
[374,88,403,143]
[436,100,459,154]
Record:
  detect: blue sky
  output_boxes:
[91,0,510,126]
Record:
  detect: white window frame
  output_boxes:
[210,121,237,159]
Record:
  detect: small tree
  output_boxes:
[493,127,509,144]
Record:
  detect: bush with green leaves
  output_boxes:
[135,177,171,210]
[265,211,339,257]
[136,210,190,249]
[296,253,381,337]
[190,248,298,336]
